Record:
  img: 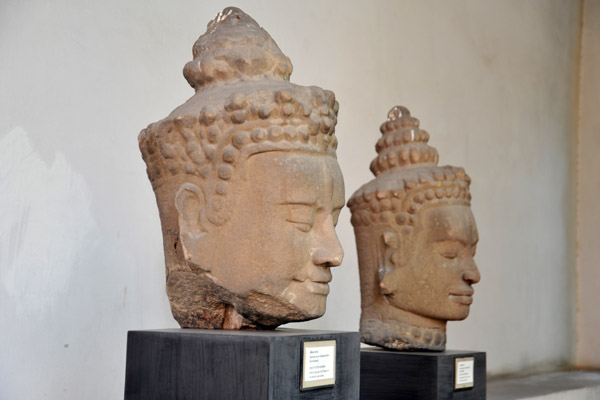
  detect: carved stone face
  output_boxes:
[140,7,343,329]
[349,106,479,350]
[381,205,480,321]
[177,151,344,324]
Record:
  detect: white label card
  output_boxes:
[301,340,336,390]
[454,357,475,389]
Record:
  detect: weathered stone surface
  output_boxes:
[348,106,480,351]
[139,7,344,329]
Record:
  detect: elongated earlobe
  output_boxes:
[379,231,400,295]
[175,183,209,270]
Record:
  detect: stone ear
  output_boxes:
[379,231,401,295]
[175,183,209,271]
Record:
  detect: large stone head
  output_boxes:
[139,8,344,329]
[348,106,479,350]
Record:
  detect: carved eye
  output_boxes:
[287,221,313,233]
[440,251,458,260]
[285,204,316,233]
[434,241,463,260]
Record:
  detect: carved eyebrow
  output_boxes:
[276,200,317,206]
[437,236,479,248]
[435,237,469,246]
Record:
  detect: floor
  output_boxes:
[487,371,600,400]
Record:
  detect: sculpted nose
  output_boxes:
[312,229,344,267]
[462,259,481,285]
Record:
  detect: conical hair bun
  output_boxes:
[183,7,293,90]
[370,106,439,176]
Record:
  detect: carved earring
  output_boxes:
[378,232,400,295]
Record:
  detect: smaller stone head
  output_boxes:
[139,7,344,330]
[348,106,480,350]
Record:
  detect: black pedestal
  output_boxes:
[124,328,360,400]
[360,348,486,400]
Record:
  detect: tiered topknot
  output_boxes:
[348,106,471,228]
[370,106,439,176]
[183,7,293,89]
[139,7,339,225]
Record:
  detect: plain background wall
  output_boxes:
[576,0,600,368]
[0,0,584,398]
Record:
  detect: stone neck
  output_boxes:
[360,302,447,351]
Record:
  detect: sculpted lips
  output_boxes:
[295,268,332,295]
[449,289,474,305]
[305,281,330,295]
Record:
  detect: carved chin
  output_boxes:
[165,268,330,328]
[240,288,328,324]
[454,306,471,321]
[439,302,471,321]
[292,297,327,320]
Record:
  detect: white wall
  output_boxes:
[0,0,581,398]
[576,0,600,369]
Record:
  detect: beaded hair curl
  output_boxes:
[139,7,339,226]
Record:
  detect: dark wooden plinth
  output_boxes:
[360,348,486,400]
[124,328,360,400]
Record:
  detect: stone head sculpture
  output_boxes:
[348,106,480,351]
[139,7,344,330]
